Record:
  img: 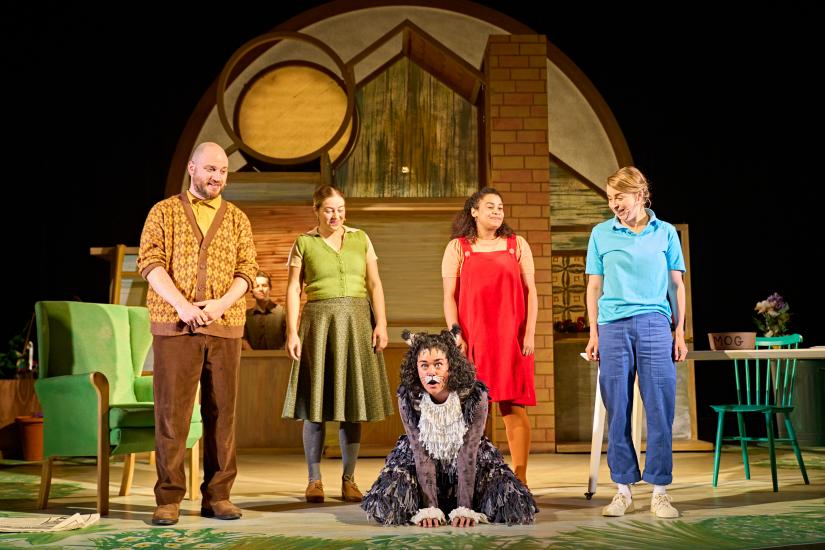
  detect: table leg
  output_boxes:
[631,376,643,468]
[587,370,642,499]
[586,371,606,499]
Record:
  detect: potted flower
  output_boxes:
[0,316,42,461]
[15,412,44,461]
[0,332,34,379]
[753,292,791,337]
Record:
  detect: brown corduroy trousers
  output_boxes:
[152,334,241,505]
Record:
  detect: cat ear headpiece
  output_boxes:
[401,324,461,347]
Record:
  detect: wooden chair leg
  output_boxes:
[93,372,111,515]
[149,450,156,466]
[712,410,725,486]
[735,412,750,479]
[38,457,53,509]
[97,452,110,515]
[188,440,200,501]
[784,417,809,484]
[97,454,110,515]
[765,412,778,492]
[119,453,136,496]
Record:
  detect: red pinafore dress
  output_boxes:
[457,235,536,405]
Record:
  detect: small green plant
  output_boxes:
[0,316,35,379]
[0,333,28,379]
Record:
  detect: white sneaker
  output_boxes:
[602,492,634,516]
[650,493,679,518]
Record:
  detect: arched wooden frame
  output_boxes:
[217,31,356,166]
[233,60,360,167]
[168,4,632,196]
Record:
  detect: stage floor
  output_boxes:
[1,446,824,549]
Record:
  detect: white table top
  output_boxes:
[684,348,825,361]
[580,348,825,363]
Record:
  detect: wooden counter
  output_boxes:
[237,347,407,456]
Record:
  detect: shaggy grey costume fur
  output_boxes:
[361,327,537,525]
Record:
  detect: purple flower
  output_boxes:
[767,292,785,310]
[753,292,791,337]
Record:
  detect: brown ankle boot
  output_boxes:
[305,480,324,503]
[152,502,180,525]
[201,499,242,520]
[341,476,363,502]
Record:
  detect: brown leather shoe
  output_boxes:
[152,503,180,525]
[341,477,363,502]
[305,480,324,503]
[201,499,242,520]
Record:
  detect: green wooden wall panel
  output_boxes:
[549,162,611,227]
[552,232,591,251]
[335,58,477,198]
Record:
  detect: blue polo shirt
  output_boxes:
[585,209,685,324]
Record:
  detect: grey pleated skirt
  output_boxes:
[282,296,394,423]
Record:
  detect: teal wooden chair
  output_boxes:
[711,334,809,491]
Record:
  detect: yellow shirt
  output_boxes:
[186,190,222,237]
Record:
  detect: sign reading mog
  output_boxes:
[708,332,756,350]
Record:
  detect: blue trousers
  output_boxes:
[598,312,676,485]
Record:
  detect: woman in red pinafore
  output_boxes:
[442,187,537,485]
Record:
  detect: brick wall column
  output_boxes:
[484,34,555,452]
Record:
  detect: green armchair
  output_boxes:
[34,301,203,514]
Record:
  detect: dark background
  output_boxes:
[4,2,822,441]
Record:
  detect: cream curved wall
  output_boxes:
[186,5,620,192]
[547,62,618,188]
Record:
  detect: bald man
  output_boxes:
[138,142,258,525]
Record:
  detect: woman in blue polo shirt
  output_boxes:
[584,166,687,519]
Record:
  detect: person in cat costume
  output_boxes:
[361,326,537,526]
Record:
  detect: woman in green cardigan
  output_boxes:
[282,185,394,504]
